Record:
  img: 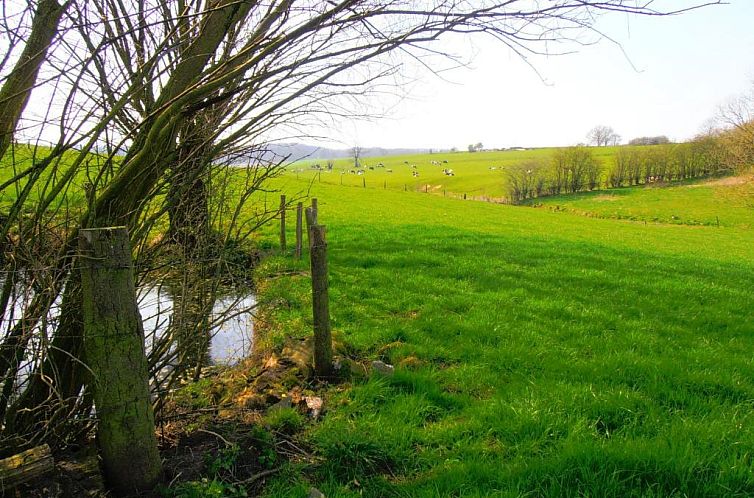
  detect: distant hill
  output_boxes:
[260,143,438,162]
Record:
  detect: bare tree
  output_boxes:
[587,125,621,147]
[716,84,754,172]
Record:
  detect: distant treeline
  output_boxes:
[628,135,670,146]
[505,138,730,204]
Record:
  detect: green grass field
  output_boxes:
[252,172,754,496]
[288,147,622,199]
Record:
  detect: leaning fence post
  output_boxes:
[79,227,162,495]
[279,194,286,252]
[309,225,333,378]
[295,202,303,259]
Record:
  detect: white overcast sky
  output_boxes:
[320,1,754,150]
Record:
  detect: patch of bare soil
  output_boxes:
[687,175,753,187]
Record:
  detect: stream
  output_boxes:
[138,282,256,366]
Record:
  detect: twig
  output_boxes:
[196,428,232,447]
[237,467,281,485]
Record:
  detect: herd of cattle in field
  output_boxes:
[292,158,457,178]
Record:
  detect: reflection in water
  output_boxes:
[137,283,255,366]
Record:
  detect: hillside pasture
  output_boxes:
[287,147,621,199]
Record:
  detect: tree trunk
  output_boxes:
[0,0,67,160]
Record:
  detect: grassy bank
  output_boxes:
[252,176,754,496]
[525,175,754,229]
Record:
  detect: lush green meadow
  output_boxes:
[252,174,754,496]
[288,147,621,199]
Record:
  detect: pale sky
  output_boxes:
[323,1,754,151]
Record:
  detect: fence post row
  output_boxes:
[79,227,162,495]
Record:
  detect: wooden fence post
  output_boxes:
[362,177,366,188]
[79,227,162,495]
[311,198,318,225]
[295,202,303,259]
[279,194,286,252]
[305,207,314,232]
[309,225,333,378]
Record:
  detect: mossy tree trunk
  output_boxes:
[79,227,162,496]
